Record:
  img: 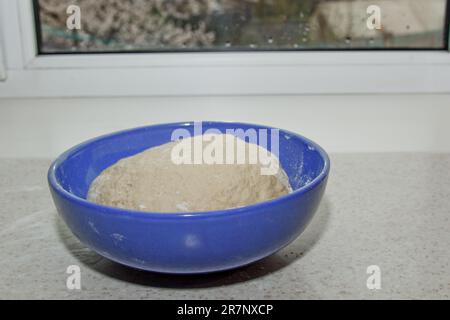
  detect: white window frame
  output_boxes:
[0,0,450,98]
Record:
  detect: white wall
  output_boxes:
[1,94,450,158]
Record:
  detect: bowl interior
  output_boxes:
[53,122,327,200]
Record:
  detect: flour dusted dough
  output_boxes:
[88,134,292,213]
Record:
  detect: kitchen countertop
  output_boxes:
[0,154,449,299]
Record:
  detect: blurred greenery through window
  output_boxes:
[35,0,449,53]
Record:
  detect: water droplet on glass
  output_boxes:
[249,43,256,48]
[293,43,299,48]
[225,41,231,48]
[345,37,352,45]
[299,11,304,19]
[267,37,273,44]
[302,37,308,43]
[369,38,375,45]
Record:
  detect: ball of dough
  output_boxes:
[87,134,292,213]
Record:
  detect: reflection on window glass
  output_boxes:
[36,0,448,53]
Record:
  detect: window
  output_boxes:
[0,0,450,98]
[36,0,448,53]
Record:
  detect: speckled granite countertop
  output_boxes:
[0,154,449,299]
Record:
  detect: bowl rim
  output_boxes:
[48,121,330,219]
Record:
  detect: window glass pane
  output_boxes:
[35,0,448,53]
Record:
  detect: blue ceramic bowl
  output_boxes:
[48,122,329,274]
